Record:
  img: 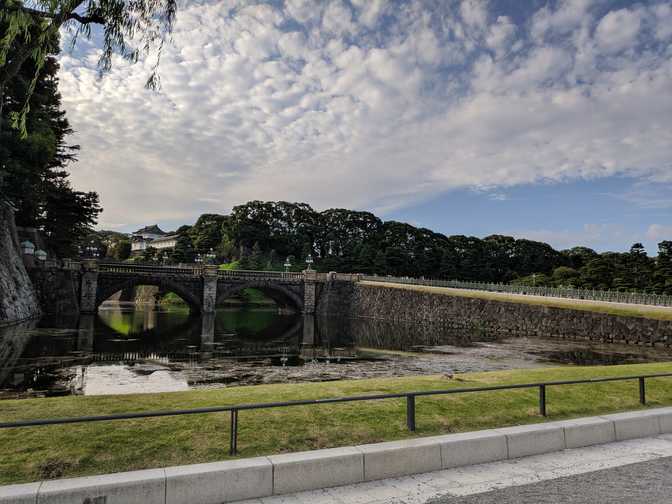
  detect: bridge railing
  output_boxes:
[217,269,304,280]
[361,275,672,308]
[97,263,202,276]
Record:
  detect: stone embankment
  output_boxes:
[319,281,672,346]
[0,202,40,325]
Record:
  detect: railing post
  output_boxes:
[539,385,547,417]
[230,409,238,455]
[406,395,416,431]
[639,377,646,405]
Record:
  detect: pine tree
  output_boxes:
[1,38,101,257]
[249,242,263,270]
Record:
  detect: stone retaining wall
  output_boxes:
[28,267,81,315]
[0,203,40,325]
[328,283,672,346]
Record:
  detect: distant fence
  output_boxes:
[361,275,672,308]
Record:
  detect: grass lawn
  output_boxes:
[363,281,672,321]
[2,362,672,484]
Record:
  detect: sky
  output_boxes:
[56,0,672,254]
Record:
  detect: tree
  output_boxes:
[1,41,101,256]
[551,266,580,287]
[142,246,157,263]
[580,256,616,290]
[654,241,672,294]
[1,0,177,135]
[373,250,387,275]
[249,242,263,270]
[42,182,101,257]
[169,235,195,264]
[238,244,251,270]
[110,239,131,261]
[626,243,653,291]
[189,214,228,255]
[439,248,459,279]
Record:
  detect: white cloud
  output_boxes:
[56,0,672,230]
[460,0,489,31]
[321,1,355,36]
[653,3,672,40]
[595,8,641,53]
[531,0,592,40]
[486,16,517,56]
[351,0,387,28]
[647,225,672,242]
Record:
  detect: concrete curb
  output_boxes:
[3,407,672,504]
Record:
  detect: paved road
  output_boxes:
[431,457,672,504]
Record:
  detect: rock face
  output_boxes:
[0,202,41,324]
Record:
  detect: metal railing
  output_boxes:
[92,263,308,280]
[97,263,202,276]
[362,275,672,307]
[217,269,304,280]
[2,372,671,456]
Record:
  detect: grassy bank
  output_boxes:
[2,363,672,484]
[364,281,672,321]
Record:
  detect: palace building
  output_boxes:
[130,225,179,255]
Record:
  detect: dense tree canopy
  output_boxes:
[95,200,669,295]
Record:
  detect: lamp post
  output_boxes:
[205,248,216,265]
[84,240,99,259]
[284,257,292,273]
[305,253,314,272]
[20,241,35,256]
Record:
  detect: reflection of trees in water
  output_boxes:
[212,312,303,358]
[317,317,500,351]
[95,308,304,359]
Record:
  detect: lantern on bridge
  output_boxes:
[20,241,35,256]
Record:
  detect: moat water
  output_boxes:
[2,302,672,399]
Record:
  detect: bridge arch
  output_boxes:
[95,276,203,314]
[216,281,304,313]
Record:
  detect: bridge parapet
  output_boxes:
[217,269,305,281]
[98,262,203,276]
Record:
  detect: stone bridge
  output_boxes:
[79,262,333,314]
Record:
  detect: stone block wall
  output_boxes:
[28,267,81,315]
[321,282,672,346]
[0,203,41,324]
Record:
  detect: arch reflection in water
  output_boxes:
[95,305,305,362]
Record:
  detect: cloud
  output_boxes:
[608,182,672,210]
[646,225,672,242]
[595,8,641,53]
[56,0,672,230]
